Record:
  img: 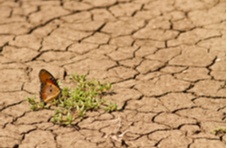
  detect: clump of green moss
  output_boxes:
[27,73,117,125]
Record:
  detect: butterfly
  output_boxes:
[39,69,61,103]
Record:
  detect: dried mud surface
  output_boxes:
[0,0,225,147]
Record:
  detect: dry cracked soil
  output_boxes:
[0,0,226,147]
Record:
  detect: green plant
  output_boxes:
[104,102,118,113]
[213,127,226,136]
[27,73,118,125]
[27,97,49,110]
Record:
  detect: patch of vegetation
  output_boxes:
[27,74,118,125]
[212,127,226,136]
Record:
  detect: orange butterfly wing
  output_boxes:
[39,69,61,103]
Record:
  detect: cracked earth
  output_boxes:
[0,0,226,147]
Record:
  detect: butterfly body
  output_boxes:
[39,69,61,103]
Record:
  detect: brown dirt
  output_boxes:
[0,0,225,147]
